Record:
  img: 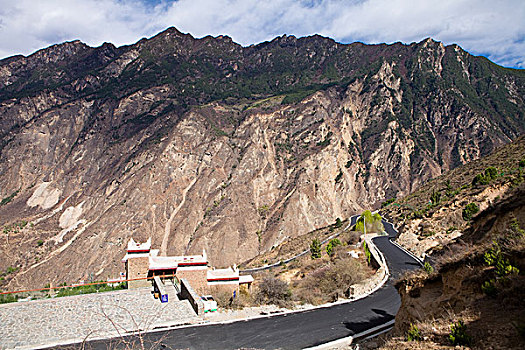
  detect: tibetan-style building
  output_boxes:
[122,238,253,295]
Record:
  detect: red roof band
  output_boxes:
[177,262,208,267]
[207,277,240,282]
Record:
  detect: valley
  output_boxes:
[1,29,524,291]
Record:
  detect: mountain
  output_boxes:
[0,27,524,289]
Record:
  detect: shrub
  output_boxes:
[472,167,499,187]
[472,173,488,186]
[510,217,525,236]
[381,198,396,208]
[449,320,471,346]
[430,190,441,206]
[484,243,520,277]
[411,210,424,219]
[294,258,365,304]
[423,262,434,274]
[520,159,525,168]
[255,276,291,307]
[54,281,126,298]
[310,238,321,259]
[363,241,372,264]
[334,217,343,228]
[0,294,18,304]
[5,266,18,274]
[326,239,341,257]
[407,323,422,341]
[0,190,19,206]
[37,240,44,247]
[485,166,498,180]
[213,287,254,309]
[462,203,479,221]
[481,279,497,296]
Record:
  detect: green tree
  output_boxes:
[485,166,498,180]
[326,238,341,257]
[354,210,384,233]
[462,203,479,221]
[310,238,321,259]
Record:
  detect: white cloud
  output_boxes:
[0,0,523,68]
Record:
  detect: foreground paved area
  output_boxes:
[0,288,198,349]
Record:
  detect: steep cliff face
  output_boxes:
[0,28,524,289]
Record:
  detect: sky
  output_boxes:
[0,0,523,68]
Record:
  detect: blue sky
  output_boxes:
[0,0,524,68]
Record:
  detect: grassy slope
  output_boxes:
[367,137,525,349]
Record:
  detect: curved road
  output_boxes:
[241,216,359,274]
[82,218,421,350]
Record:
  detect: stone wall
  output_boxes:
[348,235,389,298]
[127,256,151,289]
[208,283,238,296]
[177,269,208,295]
[179,278,204,315]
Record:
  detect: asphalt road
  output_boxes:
[80,218,421,350]
[241,216,359,273]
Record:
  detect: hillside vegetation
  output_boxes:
[362,137,525,350]
[381,135,525,257]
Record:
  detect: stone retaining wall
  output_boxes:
[348,235,389,298]
[180,278,204,315]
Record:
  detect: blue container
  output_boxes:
[161,294,168,303]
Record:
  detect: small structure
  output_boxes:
[122,238,253,295]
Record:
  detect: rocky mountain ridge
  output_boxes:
[0,28,524,289]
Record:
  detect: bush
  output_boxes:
[326,239,341,257]
[37,240,44,247]
[472,167,499,187]
[363,241,372,264]
[310,238,321,259]
[484,243,520,277]
[520,159,525,168]
[449,320,471,346]
[481,279,497,296]
[0,293,18,304]
[294,258,365,304]
[55,281,126,297]
[255,276,291,307]
[430,190,441,206]
[472,173,488,186]
[334,217,342,228]
[407,323,422,341]
[423,262,434,274]
[213,287,254,309]
[462,203,479,221]
[485,166,498,180]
